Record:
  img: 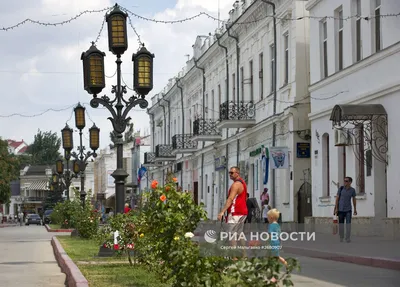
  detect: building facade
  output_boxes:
[93,133,150,209]
[306,0,400,230]
[7,139,28,155]
[146,0,311,222]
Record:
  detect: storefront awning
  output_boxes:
[330,104,387,125]
[27,180,48,191]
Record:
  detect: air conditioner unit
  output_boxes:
[334,128,349,146]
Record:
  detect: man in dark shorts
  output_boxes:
[334,176,357,242]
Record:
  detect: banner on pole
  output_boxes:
[269,147,289,169]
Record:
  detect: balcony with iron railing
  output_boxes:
[155,144,175,161]
[143,152,163,167]
[172,134,198,155]
[192,118,222,142]
[216,100,256,129]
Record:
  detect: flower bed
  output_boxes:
[97,172,299,286]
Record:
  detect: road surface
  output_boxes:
[0,225,66,287]
[285,253,400,286]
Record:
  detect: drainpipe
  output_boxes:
[217,35,230,200]
[226,25,240,166]
[147,110,155,152]
[262,0,277,208]
[176,78,184,186]
[162,97,171,144]
[194,58,206,205]
[159,99,167,185]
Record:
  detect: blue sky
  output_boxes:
[0,0,233,149]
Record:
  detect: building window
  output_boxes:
[374,0,381,52]
[320,19,328,78]
[270,44,275,92]
[218,84,221,115]
[357,125,365,193]
[322,133,330,196]
[240,67,244,101]
[355,0,362,62]
[189,108,192,133]
[336,7,344,71]
[211,89,215,119]
[249,60,253,102]
[232,73,236,102]
[255,159,259,190]
[283,33,289,84]
[259,53,264,100]
[205,94,208,114]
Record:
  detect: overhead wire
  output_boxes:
[0,5,399,32]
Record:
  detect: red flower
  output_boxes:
[113,244,119,250]
[151,180,158,189]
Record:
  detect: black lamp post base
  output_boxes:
[98,245,115,257]
[112,166,129,214]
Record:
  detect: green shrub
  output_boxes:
[50,189,100,238]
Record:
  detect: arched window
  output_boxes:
[322,133,330,196]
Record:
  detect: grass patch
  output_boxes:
[57,236,239,287]
[57,236,169,286]
[49,224,61,229]
[78,264,169,287]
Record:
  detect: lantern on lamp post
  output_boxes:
[106,4,128,56]
[60,104,99,206]
[81,43,106,95]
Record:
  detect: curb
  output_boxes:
[0,224,19,228]
[45,224,74,232]
[51,237,89,287]
[283,246,400,271]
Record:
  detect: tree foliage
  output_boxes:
[27,129,61,165]
[0,139,20,204]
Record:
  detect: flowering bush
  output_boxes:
[98,172,299,286]
[96,212,138,265]
[132,172,230,286]
[51,199,80,229]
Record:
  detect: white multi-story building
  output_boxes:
[146,0,311,222]
[306,0,400,231]
[93,133,151,208]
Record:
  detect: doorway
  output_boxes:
[193,181,199,205]
[297,182,312,224]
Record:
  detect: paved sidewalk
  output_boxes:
[282,233,400,270]
[0,225,66,286]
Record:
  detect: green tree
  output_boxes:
[43,181,64,211]
[27,130,61,165]
[0,139,20,204]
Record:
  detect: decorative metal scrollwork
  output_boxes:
[172,134,198,150]
[155,145,174,158]
[334,114,388,165]
[193,118,221,136]
[219,100,256,121]
[144,152,156,163]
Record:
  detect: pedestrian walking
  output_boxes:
[262,200,270,223]
[334,176,357,243]
[267,208,287,267]
[19,211,24,226]
[217,166,248,259]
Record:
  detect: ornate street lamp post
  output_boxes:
[81,3,154,214]
[55,150,79,201]
[61,104,100,207]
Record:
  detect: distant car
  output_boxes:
[25,214,42,226]
[43,210,53,225]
